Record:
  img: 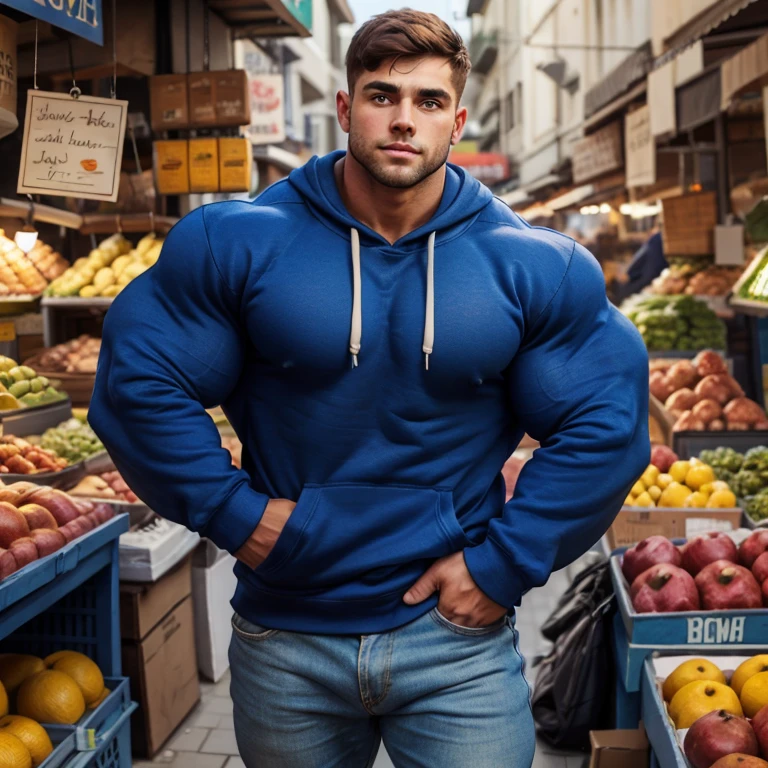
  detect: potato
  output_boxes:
[694,375,732,405]
[650,371,675,403]
[672,410,706,432]
[709,419,726,431]
[724,397,765,424]
[665,388,699,416]
[665,361,698,391]
[692,398,723,425]
[693,350,728,378]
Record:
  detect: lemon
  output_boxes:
[740,671,768,718]
[684,492,709,508]
[707,489,737,508]
[699,483,715,496]
[49,654,103,706]
[669,461,692,484]
[624,494,634,505]
[0,657,46,696]
[17,671,85,724]
[641,465,660,488]
[657,474,674,490]
[634,492,654,507]
[631,480,646,497]
[0,732,31,768]
[731,656,768,697]
[0,717,52,767]
[659,482,692,508]
[648,486,662,502]
[669,680,742,728]
[689,457,704,466]
[712,481,731,492]
[686,465,717,491]
[663,659,726,702]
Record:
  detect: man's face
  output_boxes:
[337,56,467,189]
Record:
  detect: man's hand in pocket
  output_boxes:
[236,498,296,569]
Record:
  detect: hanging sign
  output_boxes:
[0,0,102,45]
[0,16,17,140]
[244,74,285,146]
[17,90,127,202]
[625,105,656,188]
[572,120,623,184]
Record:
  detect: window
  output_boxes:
[505,90,515,129]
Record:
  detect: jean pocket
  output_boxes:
[253,483,469,590]
[430,606,507,636]
[231,612,280,641]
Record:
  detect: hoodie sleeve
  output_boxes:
[88,206,270,554]
[462,241,650,609]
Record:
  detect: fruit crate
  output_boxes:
[0,396,72,433]
[640,651,760,768]
[39,728,77,768]
[673,430,768,460]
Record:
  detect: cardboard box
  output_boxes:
[119,554,192,641]
[218,137,252,192]
[123,595,200,758]
[154,140,190,195]
[192,538,238,682]
[188,137,220,193]
[589,726,648,768]
[188,72,216,127]
[149,74,189,131]
[213,70,250,126]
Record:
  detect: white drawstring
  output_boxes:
[348,229,436,371]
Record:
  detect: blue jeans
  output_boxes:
[229,607,535,767]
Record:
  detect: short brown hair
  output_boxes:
[346,9,471,103]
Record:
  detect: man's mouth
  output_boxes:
[381,143,420,157]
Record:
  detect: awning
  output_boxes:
[721,31,768,108]
[252,145,304,172]
[499,188,532,207]
[583,81,647,132]
[584,41,653,119]
[676,66,721,132]
[212,0,312,38]
[547,184,595,211]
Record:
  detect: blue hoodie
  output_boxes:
[90,150,650,634]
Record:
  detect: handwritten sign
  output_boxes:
[17,90,127,202]
[625,105,656,188]
[0,0,102,45]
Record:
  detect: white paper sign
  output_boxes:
[625,105,656,188]
[244,74,285,146]
[17,90,128,202]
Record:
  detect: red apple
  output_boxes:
[682,532,739,575]
[751,704,768,758]
[92,503,114,524]
[23,488,81,526]
[650,445,678,473]
[695,560,763,610]
[9,537,38,569]
[29,528,66,558]
[684,710,759,768]
[0,547,17,579]
[753,552,768,586]
[0,502,30,548]
[741,531,768,569]
[622,536,682,584]
[710,757,768,768]
[17,503,58,531]
[631,564,700,613]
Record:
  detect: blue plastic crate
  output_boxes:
[66,702,138,768]
[39,727,77,768]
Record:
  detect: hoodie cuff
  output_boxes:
[463,537,526,610]
[204,483,270,555]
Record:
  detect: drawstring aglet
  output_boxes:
[424,353,430,371]
[351,354,359,368]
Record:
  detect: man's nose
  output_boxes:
[390,101,416,135]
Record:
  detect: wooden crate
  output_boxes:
[661,192,717,256]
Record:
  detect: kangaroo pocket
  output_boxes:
[253,483,470,592]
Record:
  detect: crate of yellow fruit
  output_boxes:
[606,458,743,549]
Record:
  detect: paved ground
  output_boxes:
[133,566,589,768]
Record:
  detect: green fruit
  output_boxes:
[8,367,25,383]
[19,366,36,380]
[9,381,31,398]
[0,356,17,372]
[20,392,41,406]
[38,377,49,388]
[29,377,43,393]
[0,373,11,389]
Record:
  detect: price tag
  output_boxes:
[0,322,16,342]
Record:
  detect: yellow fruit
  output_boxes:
[87,687,109,710]
[684,492,709,508]
[707,489,738,509]
[662,659,726,702]
[713,481,731,492]
[0,657,46,696]
[0,716,52,767]
[657,473,674,490]
[689,457,704,466]
[641,465,660,488]
[669,680,743,728]
[740,672,768,718]
[686,465,716,491]
[0,732,31,768]
[633,492,654,507]
[631,480,646,497]
[659,482,692,508]
[42,651,80,668]
[624,494,633,505]
[699,483,715,496]
[731,656,768,697]
[0,681,7,718]
[648,486,662,502]
[17,671,85,724]
[49,654,103,706]
[669,461,692,484]
[0,393,20,411]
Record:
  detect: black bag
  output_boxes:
[530,559,615,751]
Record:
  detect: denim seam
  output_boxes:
[358,638,376,716]
[230,617,279,641]
[428,607,506,637]
[367,634,394,709]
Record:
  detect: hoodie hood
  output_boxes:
[288,149,494,248]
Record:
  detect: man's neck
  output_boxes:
[334,154,445,245]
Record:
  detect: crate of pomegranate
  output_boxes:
[640,651,768,768]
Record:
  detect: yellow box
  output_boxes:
[188,138,219,193]
[218,137,251,192]
[153,140,190,196]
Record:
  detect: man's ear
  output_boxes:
[451,106,468,145]
[336,90,351,134]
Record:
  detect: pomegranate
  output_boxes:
[753,552,768,586]
[17,504,58,532]
[740,531,768,569]
[0,502,30,548]
[695,560,763,610]
[622,536,682,585]
[631,564,700,613]
[650,445,678,473]
[29,528,66,558]
[751,705,768,758]
[684,710,759,768]
[682,532,739,575]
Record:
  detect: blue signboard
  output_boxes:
[282,0,311,33]
[0,0,103,46]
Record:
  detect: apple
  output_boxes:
[651,445,678,473]
[753,552,768,586]
[0,502,30,548]
[751,704,768,757]
[631,564,700,613]
[684,710,759,768]
[9,537,38,569]
[0,547,17,579]
[682,532,739,575]
[59,524,76,544]
[740,531,768,569]
[77,514,96,532]
[622,536,682,585]
[696,560,763,610]
[92,503,114,524]
[18,503,58,531]
[29,528,66,558]
[709,756,768,768]
[61,517,90,540]
[23,488,80,526]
